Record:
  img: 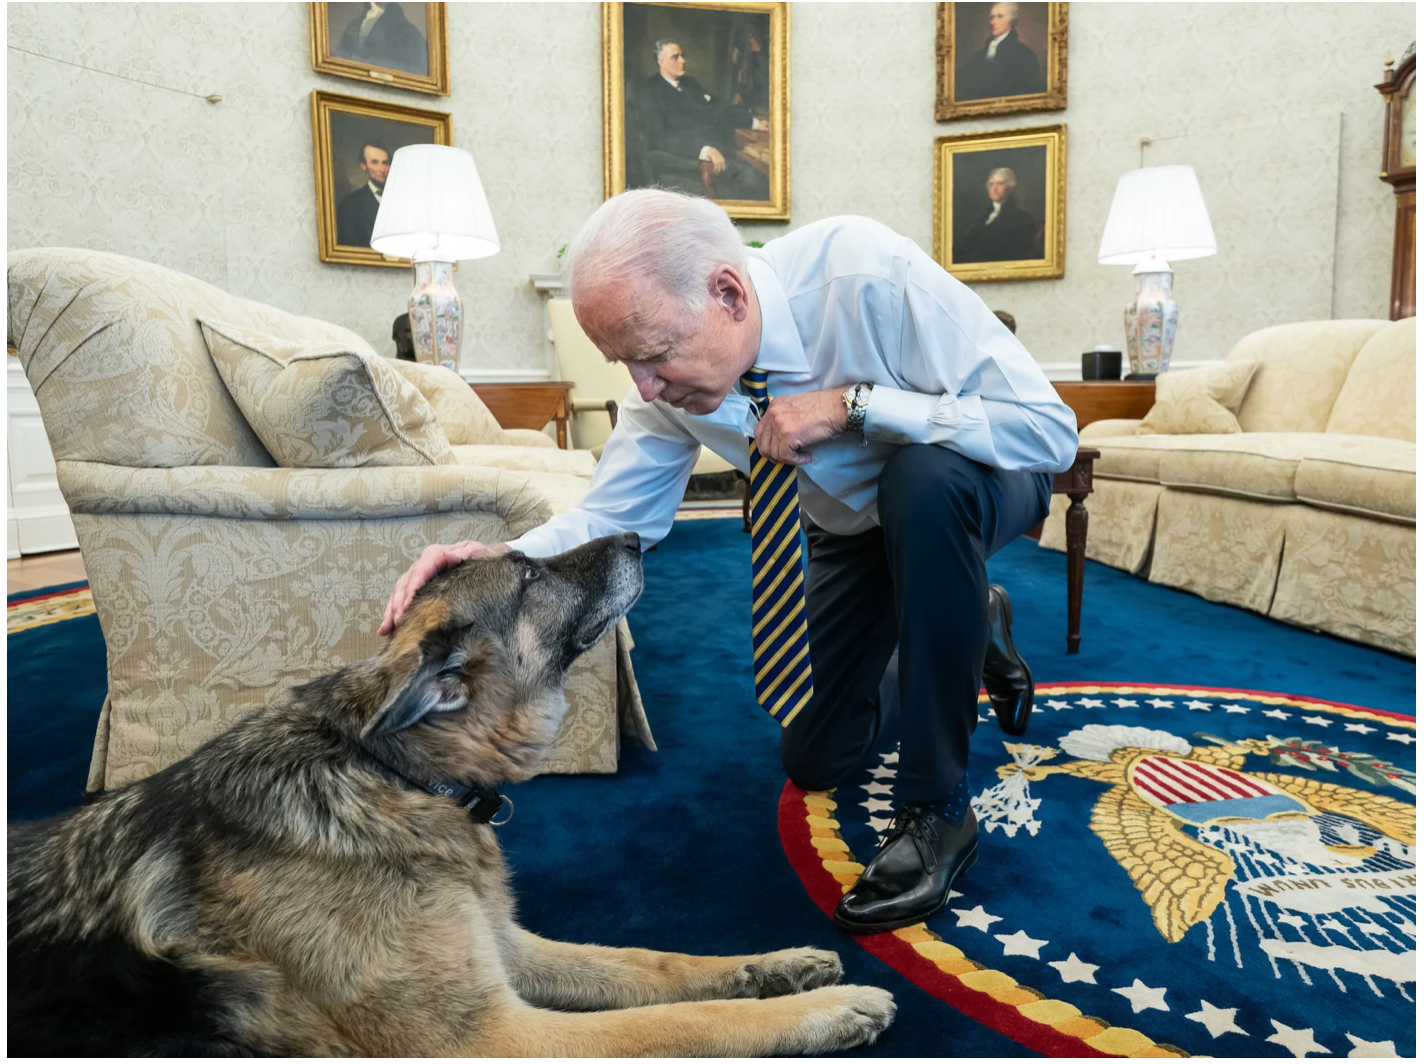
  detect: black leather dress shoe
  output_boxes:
[833,806,978,934]
[983,584,1033,736]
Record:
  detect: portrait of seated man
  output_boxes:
[954,165,1042,264]
[635,38,770,202]
[956,2,1047,101]
[332,1,429,76]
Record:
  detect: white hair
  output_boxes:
[563,188,749,320]
[991,2,1020,22]
[653,37,679,61]
[987,166,1018,189]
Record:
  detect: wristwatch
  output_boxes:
[841,382,873,444]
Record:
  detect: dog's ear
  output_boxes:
[364,639,473,736]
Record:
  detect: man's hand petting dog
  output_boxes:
[754,387,849,466]
[379,540,510,635]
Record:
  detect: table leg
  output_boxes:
[555,413,569,450]
[1065,489,1089,654]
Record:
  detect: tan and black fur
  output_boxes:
[8,533,895,1056]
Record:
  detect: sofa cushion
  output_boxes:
[1325,317,1416,443]
[1294,442,1415,524]
[1155,433,1412,511]
[1079,434,1199,482]
[450,444,596,477]
[202,320,456,468]
[1135,360,1259,435]
[1226,320,1388,434]
[388,359,506,446]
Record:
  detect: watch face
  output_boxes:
[1401,80,1416,168]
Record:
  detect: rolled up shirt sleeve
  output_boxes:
[504,386,701,557]
[860,238,1079,474]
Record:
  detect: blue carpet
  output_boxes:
[7,526,1415,1057]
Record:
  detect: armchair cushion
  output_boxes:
[202,320,456,468]
[450,444,597,477]
[1135,360,1259,436]
[501,428,559,448]
[387,359,507,446]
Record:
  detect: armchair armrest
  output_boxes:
[55,460,556,537]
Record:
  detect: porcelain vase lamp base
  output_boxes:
[1123,266,1179,380]
[408,259,462,373]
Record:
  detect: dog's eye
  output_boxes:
[523,565,540,584]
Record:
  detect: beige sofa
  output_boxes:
[1041,318,1415,656]
[7,247,654,793]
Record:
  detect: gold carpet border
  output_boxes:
[7,588,95,634]
[799,788,1189,1057]
[1025,683,1415,730]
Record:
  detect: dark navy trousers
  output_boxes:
[780,445,1052,805]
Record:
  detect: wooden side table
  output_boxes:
[1052,447,1099,655]
[470,381,575,449]
[1051,380,1156,430]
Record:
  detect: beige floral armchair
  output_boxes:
[7,247,652,795]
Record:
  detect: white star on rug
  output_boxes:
[951,905,1002,932]
[1186,700,1212,711]
[1345,1033,1398,1057]
[868,816,894,833]
[1111,979,1169,1013]
[994,930,1049,958]
[869,765,897,778]
[979,712,992,722]
[1277,913,1308,931]
[1224,704,1252,714]
[880,750,899,763]
[1186,1000,1247,1038]
[1263,708,1293,720]
[861,781,893,795]
[1047,952,1098,984]
[1112,698,1139,708]
[861,798,893,813]
[1266,1020,1328,1057]
[1078,698,1104,708]
[1318,917,1350,935]
[1343,722,1378,734]
[1386,732,1415,745]
[1044,699,1072,710]
[1300,715,1332,727]
[1147,698,1174,708]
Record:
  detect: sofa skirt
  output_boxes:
[1040,478,1162,574]
[1147,490,1292,615]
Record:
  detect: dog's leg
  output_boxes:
[503,927,843,1009]
[479,985,896,1057]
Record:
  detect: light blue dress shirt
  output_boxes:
[508,216,1079,556]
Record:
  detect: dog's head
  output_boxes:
[363,533,644,783]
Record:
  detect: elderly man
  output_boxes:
[955,166,1041,263]
[958,2,1046,101]
[380,190,1078,932]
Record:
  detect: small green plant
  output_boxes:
[746,240,764,248]
[556,244,569,261]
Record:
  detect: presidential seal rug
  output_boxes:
[781,684,1416,1058]
[9,526,1416,1057]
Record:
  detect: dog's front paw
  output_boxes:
[737,947,843,998]
[779,984,897,1054]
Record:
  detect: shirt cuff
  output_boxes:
[863,385,960,445]
[698,146,713,162]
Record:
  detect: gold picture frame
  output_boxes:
[933,124,1066,283]
[311,90,453,268]
[935,2,1068,121]
[310,3,450,96]
[602,1,790,222]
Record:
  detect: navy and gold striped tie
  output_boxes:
[742,368,814,727]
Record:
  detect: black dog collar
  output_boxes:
[358,743,513,826]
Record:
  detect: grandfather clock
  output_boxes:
[1376,43,1415,320]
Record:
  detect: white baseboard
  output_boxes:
[1039,360,1211,382]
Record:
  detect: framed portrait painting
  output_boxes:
[933,124,1066,283]
[310,2,450,96]
[602,1,789,221]
[311,91,452,267]
[935,2,1067,120]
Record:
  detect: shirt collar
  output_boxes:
[661,73,681,90]
[746,256,808,376]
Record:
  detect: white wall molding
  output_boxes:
[8,356,78,555]
[459,366,553,384]
[1038,359,1211,382]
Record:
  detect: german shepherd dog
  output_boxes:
[9,533,896,1056]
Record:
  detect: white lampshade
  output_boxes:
[370,144,500,262]
[1097,165,1217,266]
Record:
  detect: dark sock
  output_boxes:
[911,775,970,825]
